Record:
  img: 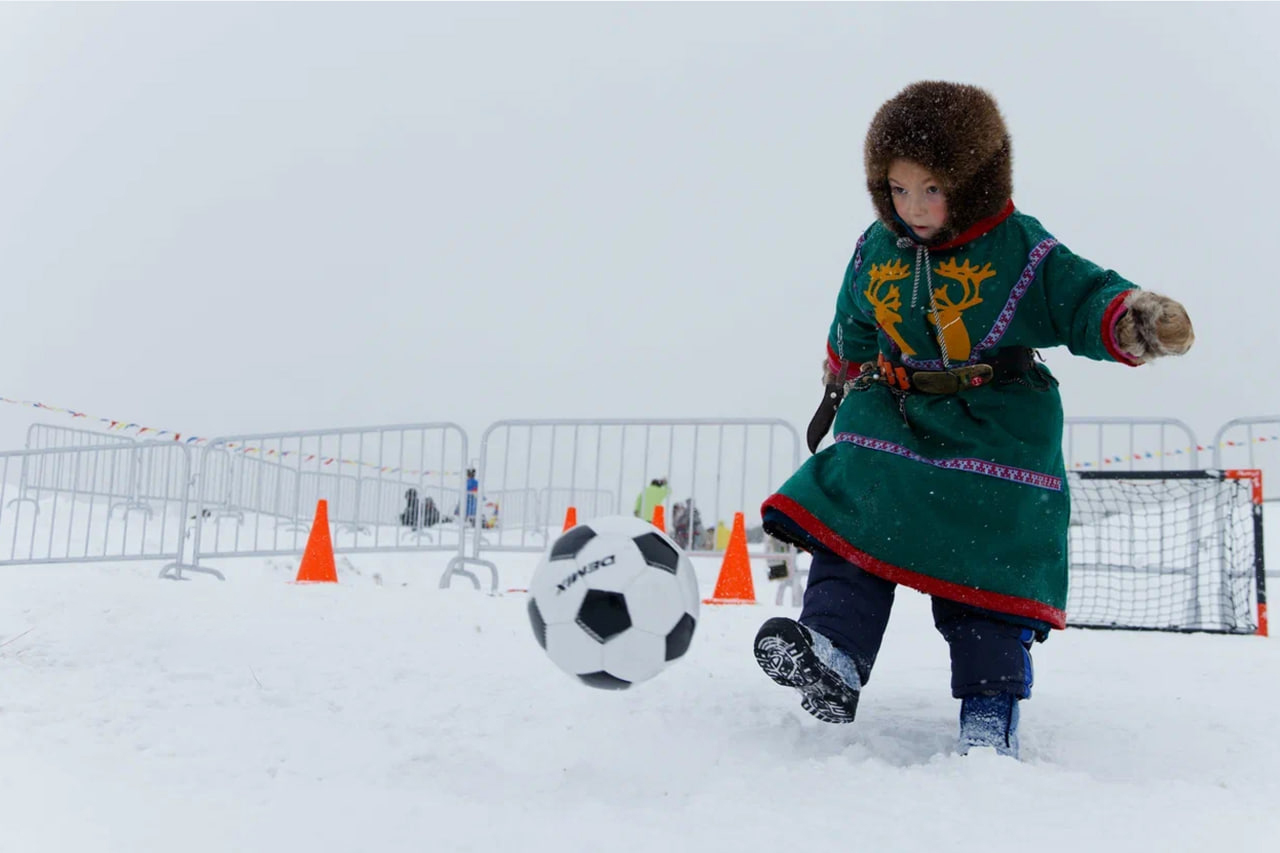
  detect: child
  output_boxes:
[753,81,1194,758]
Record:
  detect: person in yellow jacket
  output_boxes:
[633,477,670,524]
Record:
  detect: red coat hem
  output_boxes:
[762,493,1068,629]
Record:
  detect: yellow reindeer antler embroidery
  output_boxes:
[864,259,915,356]
[929,259,997,361]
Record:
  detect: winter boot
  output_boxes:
[958,692,1020,759]
[753,617,862,723]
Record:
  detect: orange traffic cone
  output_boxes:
[703,511,755,605]
[562,505,578,532]
[651,504,666,532]
[295,499,338,583]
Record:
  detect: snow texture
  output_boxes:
[2,548,1277,853]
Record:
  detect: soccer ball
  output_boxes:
[527,515,700,690]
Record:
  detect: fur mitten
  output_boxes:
[1113,291,1195,363]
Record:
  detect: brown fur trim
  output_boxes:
[1112,311,1146,362]
[865,81,1013,245]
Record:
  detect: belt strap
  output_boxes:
[912,363,995,394]
[869,349,1037,395]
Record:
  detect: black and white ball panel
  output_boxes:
[564,534,645,594]
[578,671,631,690]
[665,613,696,661]
[543,621,606,674]
[549,524,596,561]
[676,559,699,613]
[599,627,666,683]
[576,589,631,642]
[632,532,681,574]
[528,599,548,649]
[621,565,688,635]
[527,551,591,625]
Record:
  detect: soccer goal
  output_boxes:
[1066,470,1266,635]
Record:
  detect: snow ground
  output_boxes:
[2,551,1277,853]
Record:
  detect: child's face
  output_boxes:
[888,159,948,241]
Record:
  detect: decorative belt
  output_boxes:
[859,348,1041,395]
[807,347,1050,453]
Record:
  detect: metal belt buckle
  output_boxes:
[850,361,879,392]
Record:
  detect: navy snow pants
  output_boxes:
[799,548,1036,699]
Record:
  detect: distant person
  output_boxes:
[421,494,440,527]
[633,477,670,525]
[671,498,705,550]
[400,488,422,528]
[454,467,481,526]
[466,468,479,524]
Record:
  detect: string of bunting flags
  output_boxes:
[4,395,1276,474]
[1,396,210,444]
[1067,435,1277,468]
[0,396,464,479]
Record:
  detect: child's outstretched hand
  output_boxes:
[1114,291,1195,363]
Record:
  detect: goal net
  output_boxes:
[1066,470,1266,635]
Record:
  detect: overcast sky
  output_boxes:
[1,2,1277,453]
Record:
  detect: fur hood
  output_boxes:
[864,81,1013,246]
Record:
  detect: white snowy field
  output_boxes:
[1,550,1277,853]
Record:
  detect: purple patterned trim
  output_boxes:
[901,238,1060,370]
[834,432,1064,491]
[852,231,869,275]
[972,237,1059,352]
[851,230,874,321]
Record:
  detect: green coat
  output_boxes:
[763,208,1139,629]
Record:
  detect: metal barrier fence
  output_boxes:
[1063,417,1199,471]
[9,423,144,516]
[482,488,545,540]
[2,414,1271,596]
[538,486,616,529]
[0,442,196,574]
[25,423,136,451]
[178,423,470,580]
[1213,416,1280,503]
[441,418,802,593]
[200,449,461,534]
